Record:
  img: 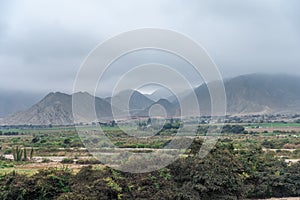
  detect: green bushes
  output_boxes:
[0,145,299,199]
[262,138,293,149]
[3,149,12,155]
[42,158,51,163]
[0,161,14,168]
[222,124,245,134]
[197,124,246,135]
[76,158,102,165]
[61,158,74,164]
[169,146,247,199]
[0,167,72,200]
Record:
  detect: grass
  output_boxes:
[246,122,300,128]
[262,132,279,136]
[0,122,300,176]
[0,168,38,176]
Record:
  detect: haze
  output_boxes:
[0,0,300,94]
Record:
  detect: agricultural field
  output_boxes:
[0,119,299,199]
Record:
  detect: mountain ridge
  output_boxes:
[1,73,300,125]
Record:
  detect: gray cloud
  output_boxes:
[0,0,299,93]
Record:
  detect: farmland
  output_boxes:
[0,117,299,199]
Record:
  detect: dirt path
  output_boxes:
[18,162,94,170]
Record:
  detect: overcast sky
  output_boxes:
[0,0,300,94]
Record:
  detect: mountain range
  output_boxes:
[0,90,45,117]
[1,74,300,125]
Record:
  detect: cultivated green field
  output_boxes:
[0,120,299,199]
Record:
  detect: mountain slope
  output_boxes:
[2,74,300,125]
[225,74,300,114]
[1,92,72,125]
[181,74,300,115]
[144,88,176,102]
[105,90,154,114]
[1,92,115,125]
[134,99,176,117]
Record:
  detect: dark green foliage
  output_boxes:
[0,144,299,199]
[63,138,71,144]
[162,121,180,130]
[0,168,72,200]
[0,160,14,168]
[237,147,300,198]
[197,125,209,134]
[187,138,203,155]
[110,120,116,127]
[61,158,74,164]
[170,146,247,200]
[31,136,40,143]
[222,125,245,134]
[3,149,12,155]
[42,158,51,163]
[262,138,292,149]
[197,125,245,135]
[76,158,102,165]
[1,131,19,136]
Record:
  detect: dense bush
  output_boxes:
[0,168,72,200]
[0,144,299,199]
[262,138,293,149]
[222,125,245,134]
[0,131,19,136]
[235,145,300,198]
[61,158,74,164]
[197,125,246,135]
[76,158,102,165]
[169,147,247,199]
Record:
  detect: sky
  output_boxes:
[0,0,300,95]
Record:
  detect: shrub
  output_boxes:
[3,149,12,154]
[0,143,299,199]
[61,158,74,164]
[0,161,14,168]
[42,158,51,163]
[76,158,102,165]
[0,168,73,199]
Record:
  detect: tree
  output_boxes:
[111,120,116,127]
[147,118,152,125]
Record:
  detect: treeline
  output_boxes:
[197,125,246,134]
[0,143,299,200]
[0,131,20,136]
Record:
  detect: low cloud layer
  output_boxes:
[0,0,299,93]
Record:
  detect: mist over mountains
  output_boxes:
[0,90,45,117]
[182,74,300,116]
[1,74,300,125]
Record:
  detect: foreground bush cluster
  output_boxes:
[0,144,299,200]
